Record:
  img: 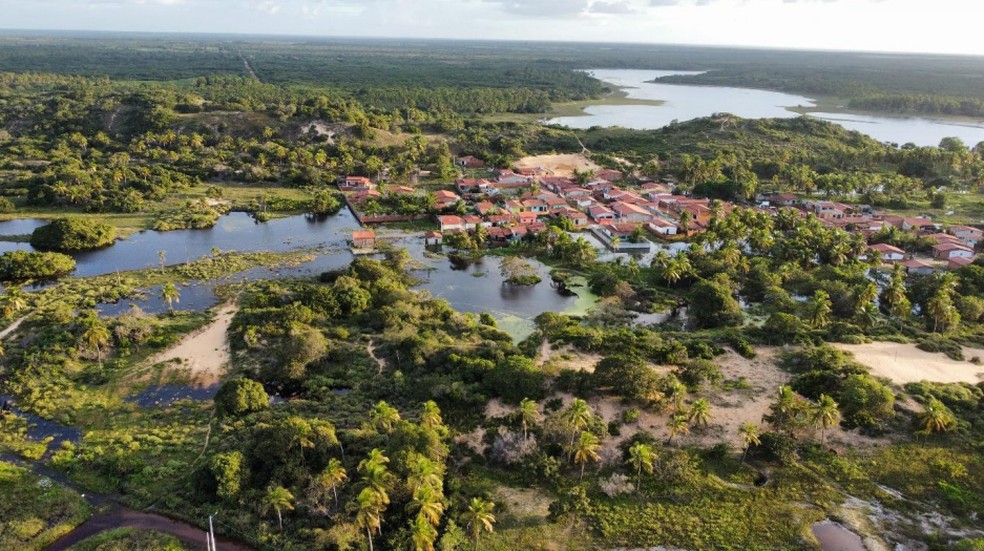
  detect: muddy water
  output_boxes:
[812,520,866,551]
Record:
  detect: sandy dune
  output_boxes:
[146,304,237,386]
[514,153,600,178]
[835,342,984,385]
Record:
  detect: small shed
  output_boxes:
[351,230,376,250]
[424,231,443,246]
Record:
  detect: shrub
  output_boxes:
[0,197,14,213]
[215,378,269,417]
[30,218,116,251]
[675,359,723,391]
[0,250,76,282]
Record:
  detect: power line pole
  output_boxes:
[209,515,217,551]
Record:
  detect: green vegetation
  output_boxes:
[0,461,89,550]
[0,250,76,282]
[30,218,116,251]
[70,529,187,551]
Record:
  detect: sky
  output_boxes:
[0,0,982,56]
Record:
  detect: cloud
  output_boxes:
[484,0,590,17]
[589,0,637,13]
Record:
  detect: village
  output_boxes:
[339,154,983,274]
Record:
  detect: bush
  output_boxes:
[753,431,798,464]
[839,374,896,429]
[0,250,76,282]
[917,336,964,361]
[215,378,269,417]
[30,218,116,251]
[0,197,14,213]
[675,359,723,391]
[688,278,743,329]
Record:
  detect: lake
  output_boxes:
[548,69,984,148]
[0,212,586,337]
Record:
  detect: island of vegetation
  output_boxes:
[30,218,117,251]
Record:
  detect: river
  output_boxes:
[547,69,984,147]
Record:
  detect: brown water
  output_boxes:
[812,520,866,551]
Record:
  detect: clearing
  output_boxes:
[835,342,984,385]
[144,304,237,386]
[514,154,600,178]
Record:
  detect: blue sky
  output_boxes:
[1,0,981,55]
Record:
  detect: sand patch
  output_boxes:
[834,342,984,385]
[514,154,600,178]
[538,341,603,373]
[494,485,552,520]
[145,304,236,386]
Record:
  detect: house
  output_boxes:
[516,212,538,225]
[868,243,905,262]
[948,256,975,270]
[589,205,615,223]
[456,178,494,195]
[933,241,974,260]
[926,233,962,246]
[388,185,415,195]
[455,156,485,169]
[496,170,532,187]
[647,217,679,236]
[435,215,465,232]
[902,259,935,276]
[806,200,845,220]
[902,217,937,232]
[949,225,983,247]
[771,193,799,207]
[504,200,525,214]
[434,190,461,209]
[424,231,443,246]
[474,201,497,216]
[339,176,373,192]
[612,202,653,223]
[522,199,549,214]
[596,168,623,182]
[556,208,589,227]
[545,197,569,211]
[351,230,376,249]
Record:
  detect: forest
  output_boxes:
[0,32,984,551]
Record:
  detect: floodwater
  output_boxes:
[812,520,866,551]
[547,69,984,148]
[0,211,586,334]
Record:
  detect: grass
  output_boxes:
[70,528,188,551]
[0,460,90,551]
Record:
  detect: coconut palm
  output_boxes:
[738,422,761,464]
[407,454,444,495]
[666,414,690,445]
[369,401,401,435]
[772,385,798,430]
[627,442,655,490]
[572,431,601,479]
[411,482,446,526]
[2,286,27,318]
[917,398,958,435]
[563,398,592,449]
[518,398,539,440]
[315,458,347,510]
[263,485,295,531]
[358,449,392,495]
[420,400,443,430]
[80,317,111,361]
[410,513,439,551]
[355,487,386,551]
[688,398,712,429]
[811,394,841,444]
[462,497,496,550]
[161,282,180,314]
[807,290,832,329]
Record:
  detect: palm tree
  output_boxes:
[355,487,386,551]
[263,485,295,531]
[738,422,761,464]
[688,398,712,429]
[518,398,539,440]
[666,414,690,445]
[811,394,841,444]
[369,401,401,435]
[627,442,655,490]
[410,513,439,551]
[420,400,443,430]
[807,290,832,329]
[411,483,446,526]
[316,458,347,510]
[161,282,180,314]
[917,398,958,435]
[407,454,444,495]
[772,385,797,430]
[572,431,601,479]
[563,398,592,449]
[462,497,496,550]
[359,449,393,496]
[927,289,959,333]
[2,286,27,318]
